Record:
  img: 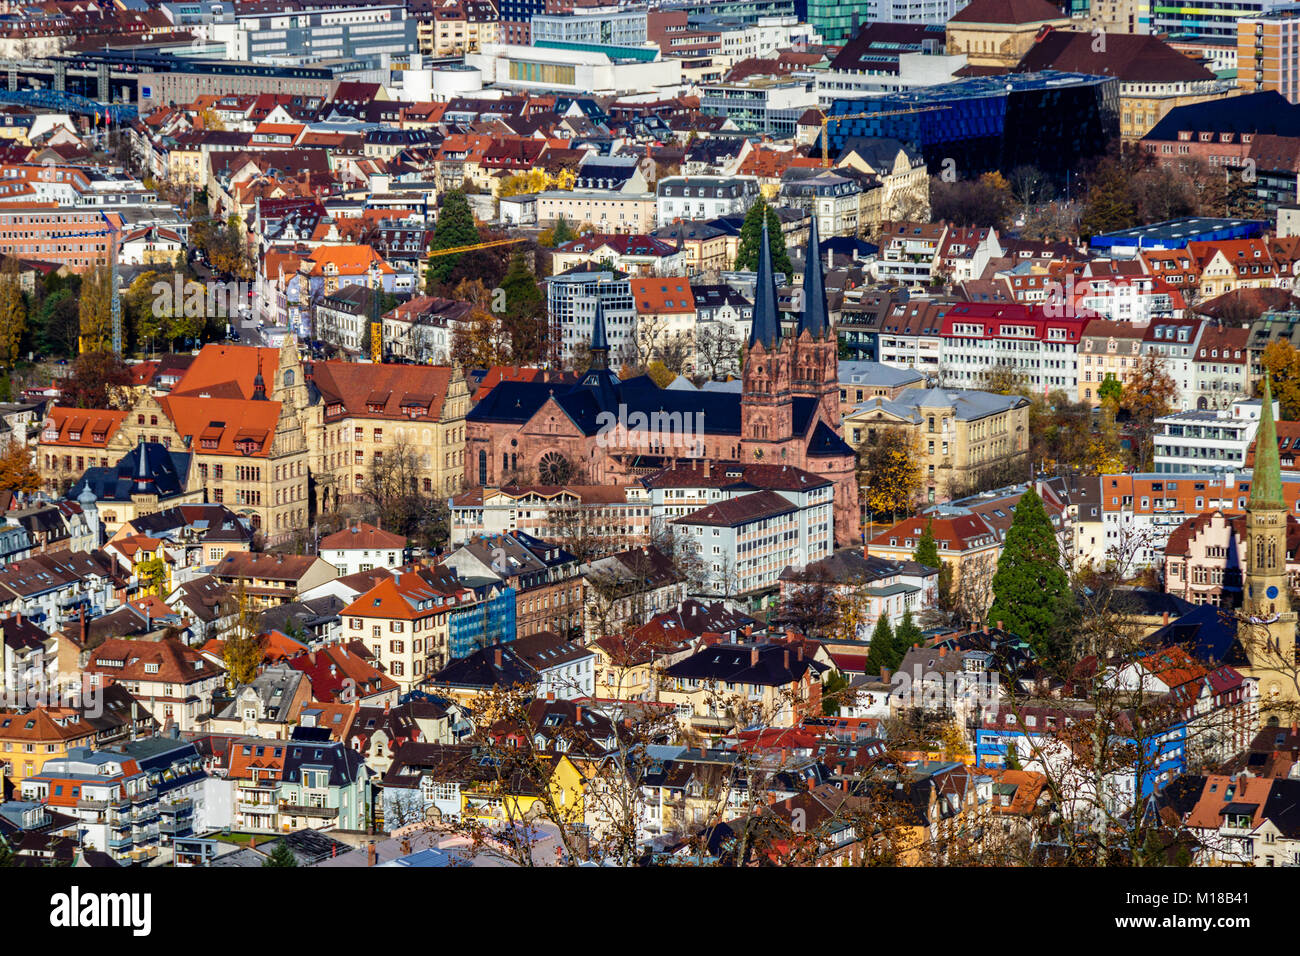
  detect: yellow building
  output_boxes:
[0,706,101,785]
[461,753,587,825]
[945,0,1071,68]
[310,361,469,512]
[1077,319,1146,406]
[842,387,1030,503]
[417,4,499,57]
[1239,11,1300,102]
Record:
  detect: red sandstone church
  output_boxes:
[465,218,861,544]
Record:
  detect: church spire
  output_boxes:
[589,295,610,371]
[798,215,829,340]
[748,215,780,350]
[1252,373,1283,510]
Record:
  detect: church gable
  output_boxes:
[520,397,588,440]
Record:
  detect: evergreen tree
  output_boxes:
[552,215,575,244]
[864,614,894,676]
[891,608,922,668]
[986,485,1072,661]
[427,190,480,288]
[262,842,298,867]
[499,251,546,364]
[914,516,940,569]
[733,198,793,278]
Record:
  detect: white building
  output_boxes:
[1152,399,1275,475]
[669,470,835,600]
[656,176,760,225]
[464,42,682,95]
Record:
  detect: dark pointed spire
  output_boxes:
[252,353,267,401]
[134,437,151,488]
[748,215,780,350]
[1252,372,1283,509]
[589,294,609,369]
[799,215,829,340]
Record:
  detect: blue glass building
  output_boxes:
[448,586,518,659]
[823,71,1119,177]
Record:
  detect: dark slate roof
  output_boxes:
[749,216,781,349]
[664,642,826,686]
[431,642,537,689]
[1144,603,1249,668]
[67,441,190,503]
[1145,91,1300,141]
[280,735,368,788]
[799,214,830,339]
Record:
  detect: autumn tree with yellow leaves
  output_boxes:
[857,430,922,520]
[0,258,25,369]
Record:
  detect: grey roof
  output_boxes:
[215,665,304,722]
[854,387,1029,422]
[838,360,925,388]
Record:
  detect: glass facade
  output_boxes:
[824,73,1120,177]
[807,0,871,43]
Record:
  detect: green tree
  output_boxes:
[552,215,575,244]
[914,516,940,569]
[821,670,850,716]
[733,198,793,278]
[986,485,1072,661]
[427,189,480,288]
[499,251,546,363]
[891,608,922,668]
[864,613,895,676]
[262,842,298,867]
[1097,372,1123,408]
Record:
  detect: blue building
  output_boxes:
[975,716,1187,801]
[822,71,1119,177]
[448,585,517,659]
[1088,217,1267,256]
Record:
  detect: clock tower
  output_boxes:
[1241,373,1298,724]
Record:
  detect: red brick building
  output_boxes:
[464,218,861,544]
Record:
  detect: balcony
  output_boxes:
[130,787,158,804]
[160,798,194,817]
[237,799,276,813]
[278,802,339,819]
[108,834,133,849]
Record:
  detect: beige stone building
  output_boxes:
[309,361,470,512]
[535,190,657,234]
[843,386,1030,503]
[945,0,1072,68]
[101,342,313,545]
[1077,318,1146,406]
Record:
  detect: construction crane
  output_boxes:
[818,105,951,168]
[369,236,530,361]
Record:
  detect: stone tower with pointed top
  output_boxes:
[1243,374,1298,723]
[740,217,793,455]
[790,215,839,427]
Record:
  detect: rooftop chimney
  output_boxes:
[996,620,1003,630]
[494,648,503,668]
[367,842,377,866]
[1162,611,1170,626]
[783,649,790,669]
[750,646,760,666]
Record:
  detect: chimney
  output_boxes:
[309,649,317,666]
[250,835,257,849]
[494,648,503,668]
[939,646,947,658]
[880,667,890,681]
[996,620,1003,631]
[575,705,583,723]
[1162,611,1170,625]
[750,646,760,666]
[367,842,377,866]
[383,698,391,714]
[796,644,803,662]
[784,649,790,669]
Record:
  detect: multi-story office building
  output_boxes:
[545,269,636,365]
[1239,9,1300,102]
[1152,399,1275,474]
[212,0,417,64]
[531,6,649,46]
[1156,0,1271,41]
[700,78,819,135]
[823,72,1120,176]
[939,302,1089,395]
